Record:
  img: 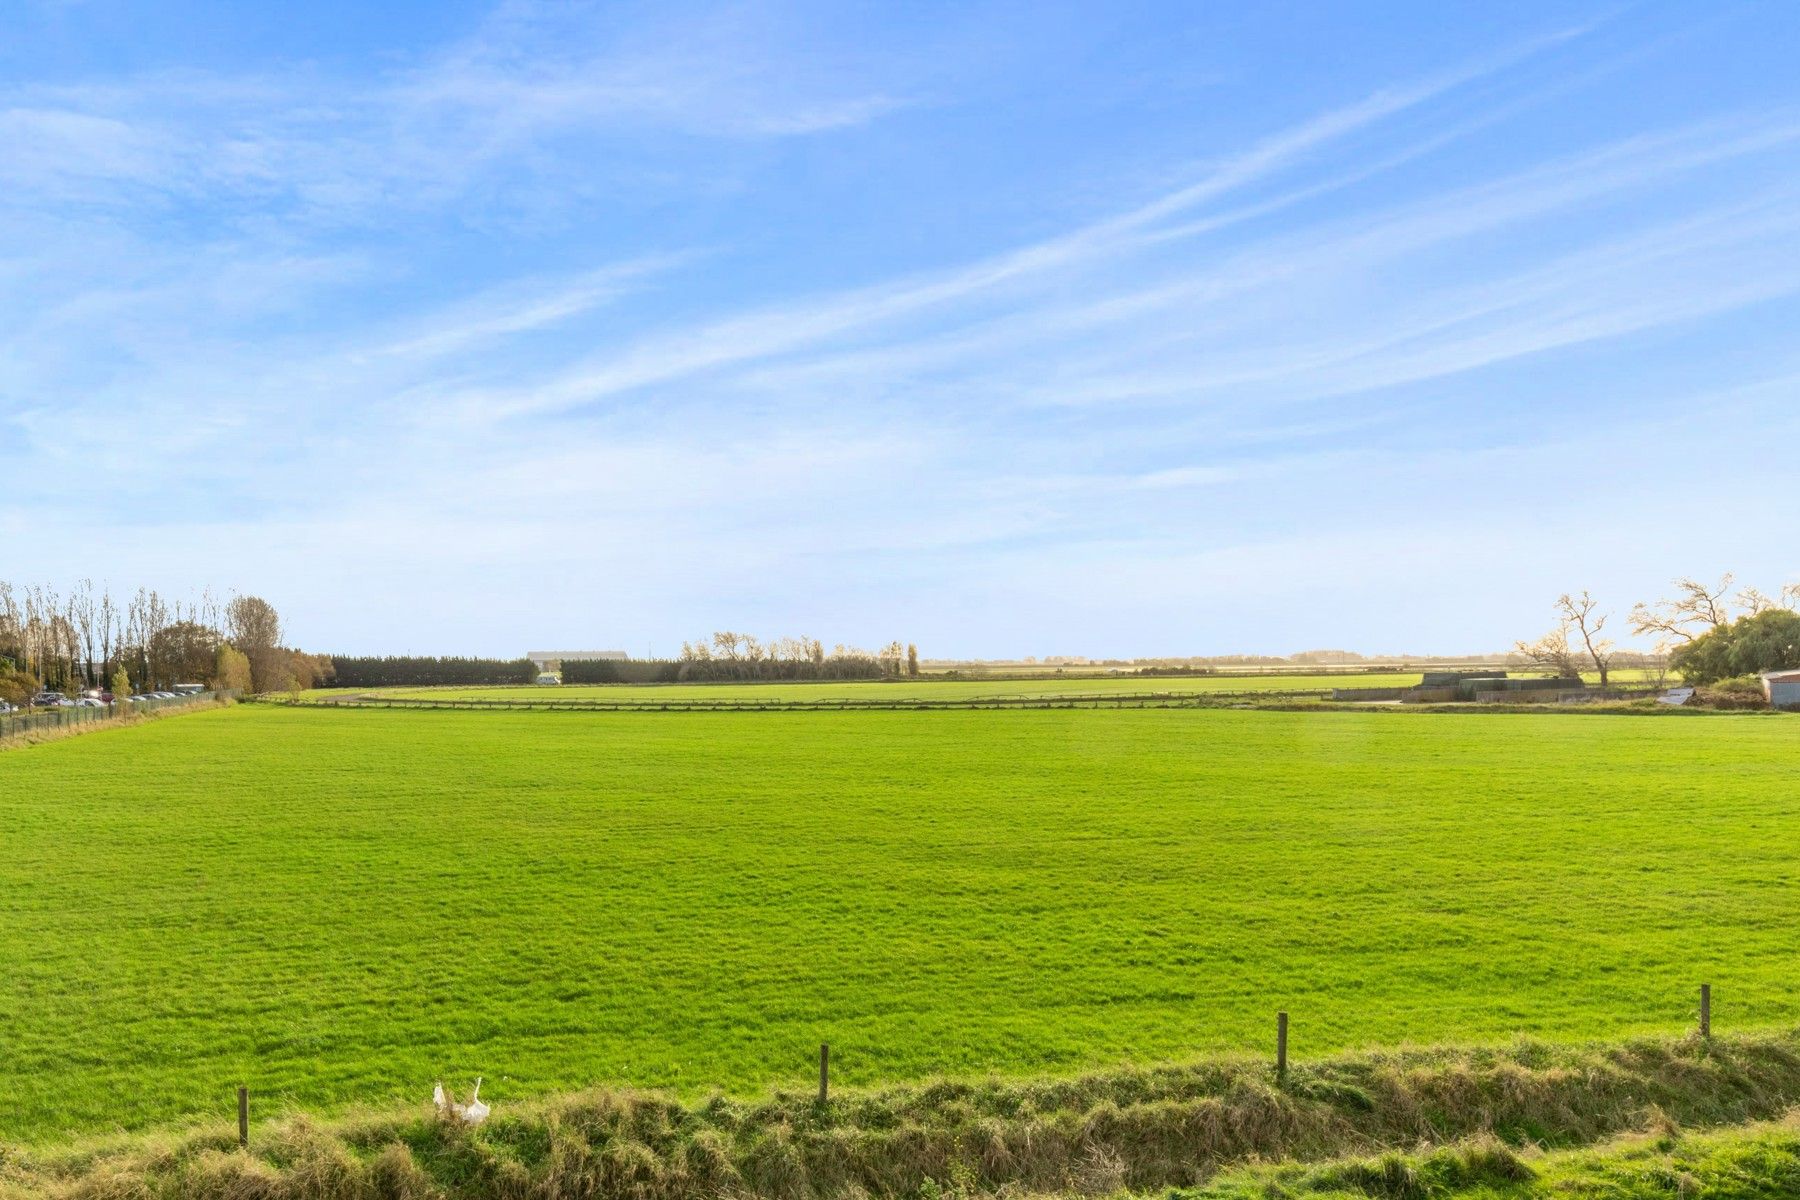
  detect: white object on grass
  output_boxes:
[433,1077,491,1124]
[462,1077,490,1124]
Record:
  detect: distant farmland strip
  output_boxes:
[271,689,1337,712]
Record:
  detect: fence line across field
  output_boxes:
[262,683,1669,714]
[0,690,235,741]
[222,982,1720,1149]
[267,688,1341,714]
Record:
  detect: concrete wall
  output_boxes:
[1330,687,1410,701]
[1401,686,1460,704]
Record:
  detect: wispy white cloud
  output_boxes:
[0,4,914,226]
[369,254,694,361]
[441,32,1584,423]
[8,3,1800,655]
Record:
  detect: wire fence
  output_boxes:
[0,690,235,741]
[218,982,1724,1148]
[260,689,1338,714]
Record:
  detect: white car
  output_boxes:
[74,698,106,708]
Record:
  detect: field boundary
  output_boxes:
[0,690,236,745]
[254,686,1702,715]
[9,1023,1796,1200]
[259,689,1338,713]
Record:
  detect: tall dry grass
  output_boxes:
[6,1030,1800,1200]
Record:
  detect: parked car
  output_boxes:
[74,698,105,708]
[0,701,16,714]
[32,692,68,707]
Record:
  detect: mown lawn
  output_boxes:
[1,703,1792,1143]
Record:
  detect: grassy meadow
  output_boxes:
[2,702,1795,1144]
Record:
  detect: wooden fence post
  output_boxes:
[1700,983,1711,1039]
[818,1042,830,1104]
[237,1086,249,1148]
[1277,1011,1289,1080]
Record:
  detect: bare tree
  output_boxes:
[1514,624,1581,679]
[0,582,19,669]
[96,588,118,684]
[1520,592,1615,685]
[1558,591,1614,687]
[128,588,170,687]
[1740,582,1800,615]
[1629,575,1734,649]
[70,580,98,687]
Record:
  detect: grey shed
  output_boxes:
[1762,670,1800,711]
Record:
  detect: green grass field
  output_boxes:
[2,702,1790,1146]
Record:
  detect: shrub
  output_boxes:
[0,668,40,707]
[1672,609,1800,684]
[1708,674,1766,697]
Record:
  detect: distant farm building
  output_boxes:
[1763,670,1800,711]
[527,650,628,670]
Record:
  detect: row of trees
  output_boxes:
[327,657,535,688]
[0,582,320,703]
[675,633,919,681]
[1518,576,1800,686]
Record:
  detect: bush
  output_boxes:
[0,668,40,707]
[1698,674,1769,710]
[1709,674,1766,697]
[214,645,252,693]
[1673,609,1800,684]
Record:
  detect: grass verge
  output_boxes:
[1188,1115,1800,1197]
[8,1031,1800,1200]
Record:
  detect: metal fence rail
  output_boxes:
[0,690,234,741]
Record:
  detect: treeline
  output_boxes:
[563,660,682,684]
[0,581,321,704]
[328,656,536,687]
[673,632,918,681]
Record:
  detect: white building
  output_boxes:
[526,650,628,670]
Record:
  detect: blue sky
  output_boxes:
[4,1,1798,658]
